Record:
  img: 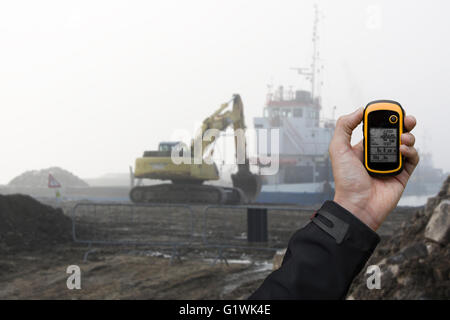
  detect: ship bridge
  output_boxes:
[253,87,335,184]
[254,88,333,157]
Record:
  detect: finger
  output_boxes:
[401,132,415,147]
[400,145,419,165]
[404,115,416,133]
[333,108,363,145]
[400,145,420,175]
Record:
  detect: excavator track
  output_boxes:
[129,184,247,205]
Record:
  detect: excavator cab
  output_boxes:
[158,142,181,152]
[143,141,184,158]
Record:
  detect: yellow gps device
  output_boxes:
[363,100,404,176]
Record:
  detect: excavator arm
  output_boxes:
[191,94,245,159]
[190,94,261,201]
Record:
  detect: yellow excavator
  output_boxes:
[130,94,261,204]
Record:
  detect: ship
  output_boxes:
[253,6,336,206]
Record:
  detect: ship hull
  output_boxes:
[254,182,334,206]
[255,191,333,206]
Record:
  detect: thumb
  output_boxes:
[334,108,363,145]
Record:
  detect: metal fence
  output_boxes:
[70,202,195,261]
[70,202,315,262]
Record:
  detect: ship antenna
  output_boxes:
[311,4,319,100]
[290,4,322,102]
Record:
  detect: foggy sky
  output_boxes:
[0,0,449,184]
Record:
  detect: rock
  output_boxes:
[433,267,446,282]
[380,263,400,283]
[401,242,428,259]
[425,200,450,244]
[425,197,441,217]
[426,242,440,255]
[387,264,400,277]
[377,258,387,267]
[397,276,412,286]
[385,243,428,265]
[437,175,450,198]
[388,253,405,265]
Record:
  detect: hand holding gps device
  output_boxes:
[363,100,405,176]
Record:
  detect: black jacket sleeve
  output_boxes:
[249,200,380,300]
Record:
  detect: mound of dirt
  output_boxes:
[8,167,89,188]
[348,176,450,299]
[0,194,72,251]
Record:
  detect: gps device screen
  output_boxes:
[369,128,397,163]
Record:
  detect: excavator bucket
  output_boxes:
[231,170,262,203]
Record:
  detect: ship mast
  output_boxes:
[311,4,319,100]
[291,4,321,102]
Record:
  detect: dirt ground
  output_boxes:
[0,196,418,299]
[0,245,275,299]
